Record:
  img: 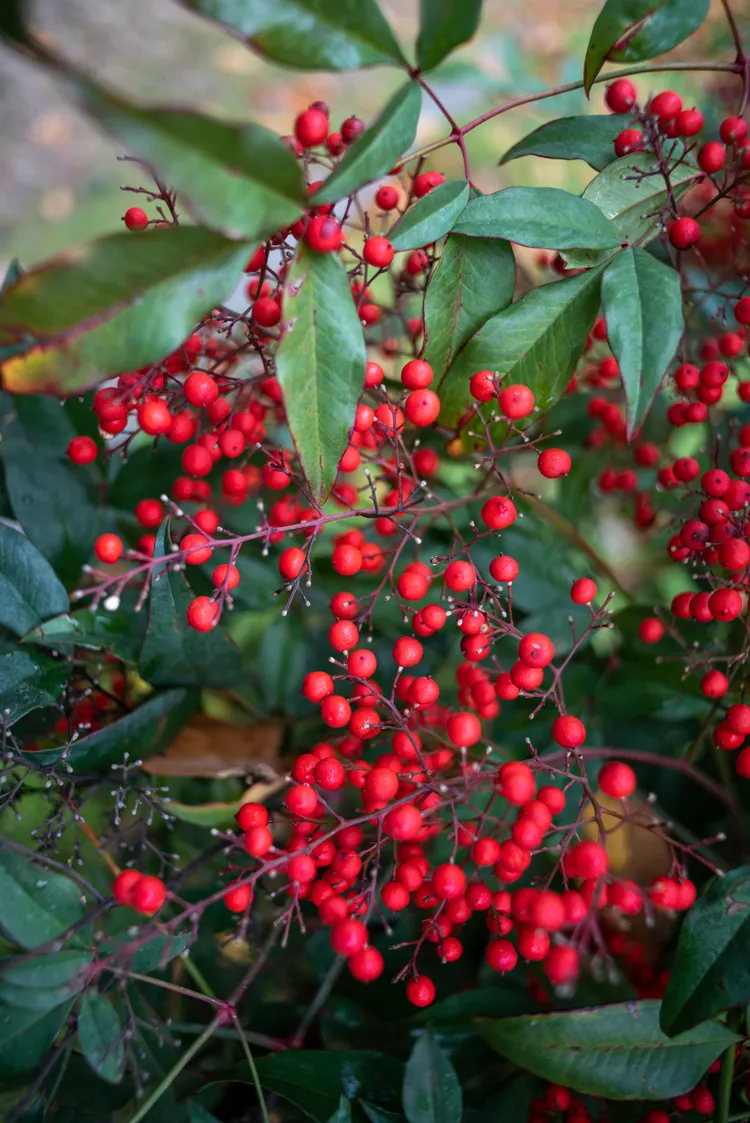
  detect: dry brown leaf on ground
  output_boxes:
[141,714,285,778]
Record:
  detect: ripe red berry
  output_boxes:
[698,141,725,175]
[481,496,517,530]
[412,171,445,198]
[131,874,167,915]
[341,116,365,144]
[406,974,436,1006]
[279,547,307,581]
[186,597,219,631]
[518,632,555,668]
[224,882,252,913]
[124,206,149,231]
[405,389,441,427]
[181,533,212,565]
[95,533,123,565]
[375,185,399,210]
[184,371,218,408]
[614,128,644,157]
[564,840,608,879]
[571,577,597,605]
[67,435,97,465]
[113,869,141,905]
[446,711,481,747]
[720,116,748,145]
[497,761,535,805]
[306,215,342,254]
[605,78,636,114]
[486,939,517,973]
[470,369,497,401]
[638,617,664,644]
[321,695,352,728]
[253,296,282,327]
[295,107,329,148]
[444,559,476,591]
[598,760,636,799]
[498,384,535,420]
[676,107,704,136]
[537,447,571,478]
[649,90,682,124]
[363,236,394,268]
[544,945,579,985]
[401,359,433,389]
[348,945,384,982]
[551,715,586,749]
[383,803,423,839]
[668,217,701,250]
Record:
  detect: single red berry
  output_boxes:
[638,617,664,644]
[341,116,365,145]
[131,874,167,915]
[67,435,97,465]
[124,206,149,231]
[245,824,273,857]
[184,372,218,408]
[469,369,497,401]
[552,715,586,749]
[405,389,441,427]
[486,939,517,973]
[518,632,555,668]
[698,141,726,174]
[544,945,579,985]
[95,533,123,565]
[497,761,536,805]
[537,447,571,478]
[212,564,240,591]
[224,882,252,913]
[186,596,219,631]
[605,78,636,114]
[446,711,481,747]
[306,215,342,254]
[321,695,352,728]
[668,217,701,250]
[444,559,476,591]
[181,533,212,565]
[406,974,436,1006]
[401,359,433,389]
[649,90,682,124]
[363,236,394,268]
[412,171,445,198]
[375,185,399,210]
[720,116,748,144]
[598,760,636,799]
[571,577,597,605]
[498,384,535,420]
[295,107,329,148]
[676,107,704,136]
[614,128,644,157]
[279,547,307,582]
[113,869,141,905]
[481,496,517,529]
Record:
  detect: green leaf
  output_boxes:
[500,115,623,172]
[0,949,91,1010]
[276,245,366,501]
[453,187,622,250]
[1,259,23,297]
[478,1000,737,1100]
[584,0,709,91]
[661,866,750,1036]
[424,234,515,381]
[139,520,242,688]
[0,648,67,725]
[0,227,250,395]
[254,1051,405,1123]
[416,0,482,71]
[0,420,104,585]
[189,1107,222,1123]
[0,522,69,637]
[0,850,85,950]
[23,687,195,771]
[77,992,125,1083]
[0,1001,73,1074]
[601,247,683,438]
[77,80,305,240]
[389,180,469,252]
[438,269,602,428]
[313,82,422,205]
[402,1029,462,1123]
[166,798,244,828]
[563,153,700,270]
[24,605,147,665]
[102,931,191,974]
[326,1096,352,1123]
[179,0,407,70]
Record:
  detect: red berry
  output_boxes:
[295,107,329,148]
[131,874,167,915]
[413,171,445,198]
[598,761,636,799]
[518,632,555,668]
[186,596,219,631]
[67,436,97,465]
[537,448,571,478]
[405,389,441,427]
[124,206,149,231]
[375,185,399,210]
[181,533,212,565]
[341,116,365,145]
[306,215,342,254]
[571,577,597,604]
[720,116,748,144]
[444,559,476,591]
[676,107,704,136]
[406,974,436,1006]
[95,533,123,565]
[113,869,141,905]
[649,90,682,124]
[184,372,218,408]
[668,217,700,250]
[401,359,433,389]
[605,78,637,114]
[481,496,517,529]
[614,128,644,157]
[363,236,394,268]
[348,945,384,982]
[224,882,252,913]
[498,384,535,420]
[321,695,352,728]
[698,141,725,174]
[446,712,481,747]
[638,617,664,644]
[486,939,517,973]
[551,715,586,749]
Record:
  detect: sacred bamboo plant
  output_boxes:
[1,0,750,1119]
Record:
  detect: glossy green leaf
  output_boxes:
[389,180,469,252]
[326,1096,352,1123]
[102,932,191,974]
[416,0,482,71]
[77,992,125,1083]
[313,82,422,205]
[180,0,407,70]
[276,245,366,501]
[0,522,69,637]
[563,153,700,269]
[23,687,194,771]
[584,0,709,91]
[0,850,85,950]
[453,187,622,249]
[478,1000,737,1100]
[661,866,750,1036]
[0,227,250,395]
[0,1001,73,1074]
[189,1106,222,1123]
[0,949,91,1011]
[438,268,602,427]
[602,247,683,438]
[255,1051,405,1123]
[402,1029,462,1123]
[24,605,147,664]
[500,115,623,172]
[0,648,67,725]
[139,520,242,688]
[78,81,305,240]
[424,234,515,382]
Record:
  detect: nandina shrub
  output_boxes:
[0,0,750,1119]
